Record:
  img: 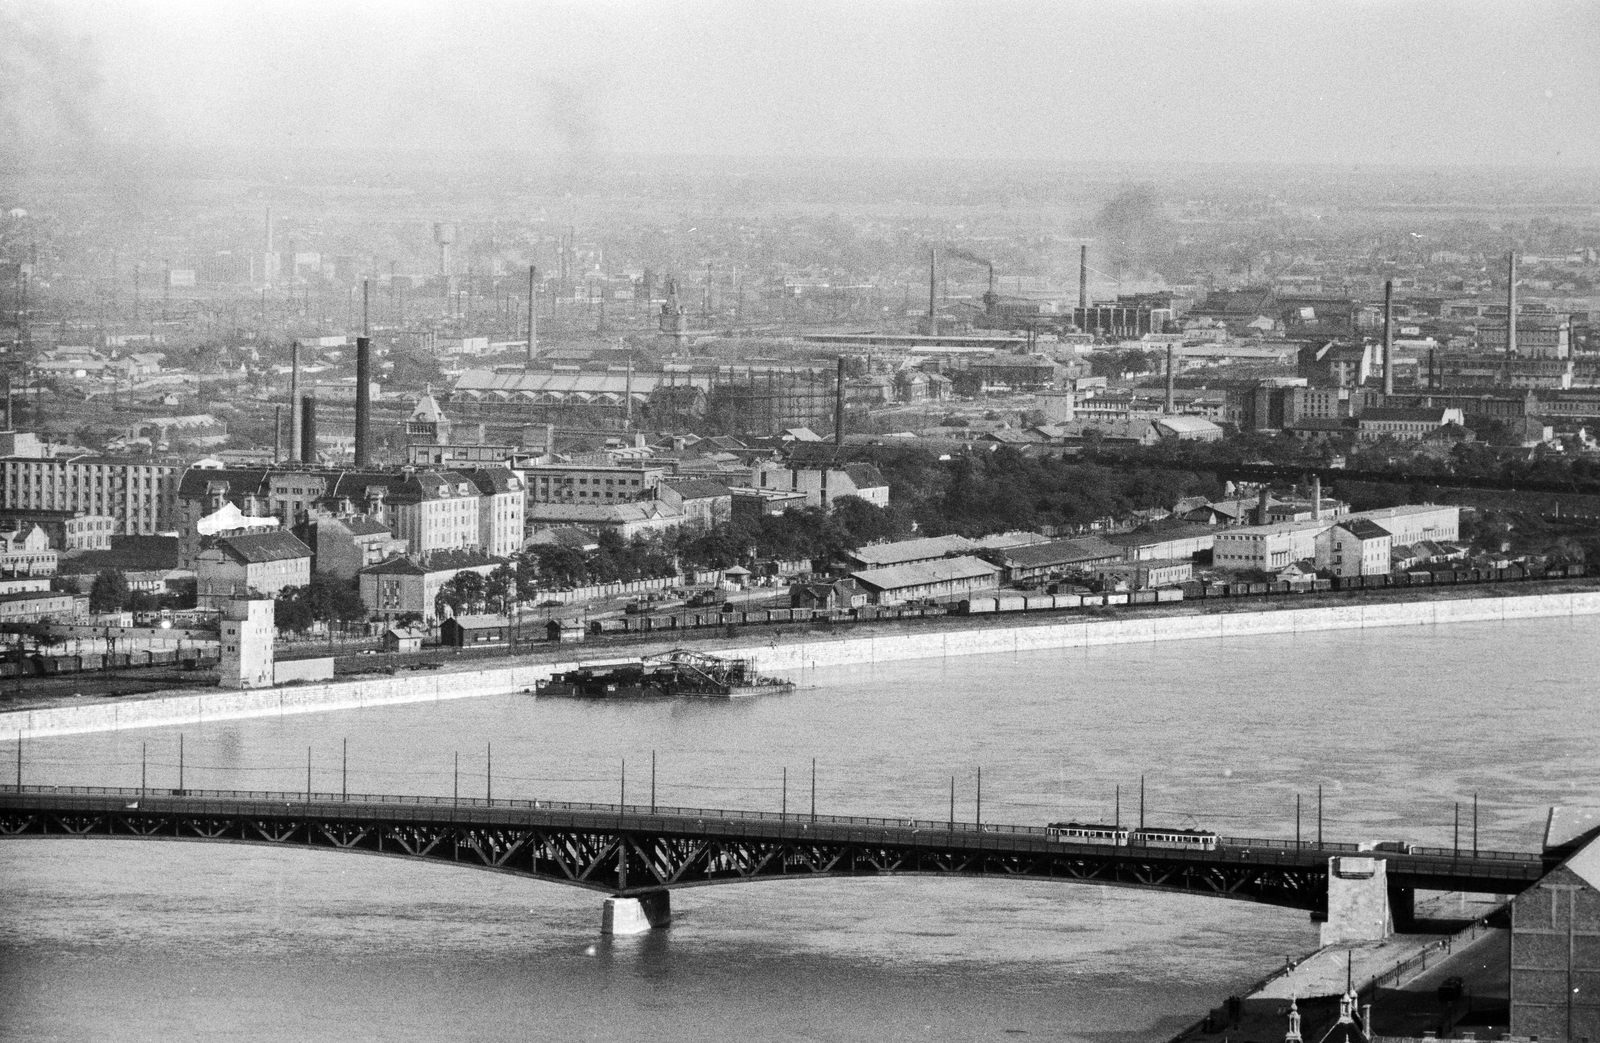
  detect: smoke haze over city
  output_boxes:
[3,0,1598,172]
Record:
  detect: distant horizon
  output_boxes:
[4,1,1598,177]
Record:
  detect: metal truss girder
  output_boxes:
[0,813,36,835]
[116,815,168,837]
[317,824,371,850]
[51,814,104,836]
[185,818,237,839]
[250,820,301,844]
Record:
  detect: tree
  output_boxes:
[274,588,315,633]
[89,570,130,613]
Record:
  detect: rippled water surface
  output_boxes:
[3,617,1595,1042]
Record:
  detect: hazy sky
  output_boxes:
[6,0,1599,169]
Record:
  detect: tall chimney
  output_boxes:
[1383,280,1394,396]
[927,247,938,336]
[289,340,302,463]
[526,265,538,363]
[1428,347,1437,391]
[1079,245,1088,311]
[264,207,273,288]
[1313,476,1322,521]
[1165,344,1176,413]
[273,404,283,463]
[300,393,317,464]
[354,336,371,467]
[1506,250,1518,357]
[1256,486,1270,526]
[835,356,846,447]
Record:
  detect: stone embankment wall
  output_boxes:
[6,591,1598,740]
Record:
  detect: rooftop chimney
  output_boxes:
[354,336,371,467]
[289,340,302,463]
[835,356,846,447]
[1383,280,1394,396]
[1165,344,1176,413]
[927,248,938,336]
[1506,251,1518,357]
[299,393,317,465]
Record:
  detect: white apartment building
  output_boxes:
[1214,505,1459,572]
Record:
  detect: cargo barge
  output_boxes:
[535,649,795,700]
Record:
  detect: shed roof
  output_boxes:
[850,554,999,592]
[846,534,974,568]
[999,537,1122,569]
[445,614,510,629]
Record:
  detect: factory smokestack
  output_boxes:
[835,356,846,447]
[1383,280,1394,396]
[1165,345,1176,413]
[1256,486,1270,526]
[527,265,538,363]
[1506,251,1518,357]
[354,336,371,467]
[927,248,938,336]
[300,394,317,464]
[289,340,302,463]
[1079,245,1088,311]
[1313,475,1322,522]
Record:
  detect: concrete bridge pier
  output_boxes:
[1319,856,1393,947]
[601,890,672,936]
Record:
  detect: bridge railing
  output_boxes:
[0,784,1545,864]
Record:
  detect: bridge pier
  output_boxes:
[601,890,671,936]
[1319,856,1393,947]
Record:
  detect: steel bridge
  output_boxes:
[0,784,1549,925]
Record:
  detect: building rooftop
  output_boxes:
[998,536,1122,568]
[1337,518,1392,541]
[216,531,312,564]
[850,554,999,592]
[662,478,733,501]
[845,534,975,568]
[841,462,889,489]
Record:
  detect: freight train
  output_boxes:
[565,562,1586,639]
[0,648,218,678]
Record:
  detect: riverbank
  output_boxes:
[5,587,1598,739]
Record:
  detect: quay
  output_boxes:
[3,587,1600,739]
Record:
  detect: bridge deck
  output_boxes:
[0,785,1548,907]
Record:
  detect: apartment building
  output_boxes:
[176,466,524,566]
[0,457,180,534]
[522,463,665,505]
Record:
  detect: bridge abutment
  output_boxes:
[1319,856,1393,947]
[601,890,672,935]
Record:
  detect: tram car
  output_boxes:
[1046,822,1129,845]
[1130,826,1219,851]
[1046,822,1219,851]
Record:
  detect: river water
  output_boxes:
[3,616,1596,1042]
